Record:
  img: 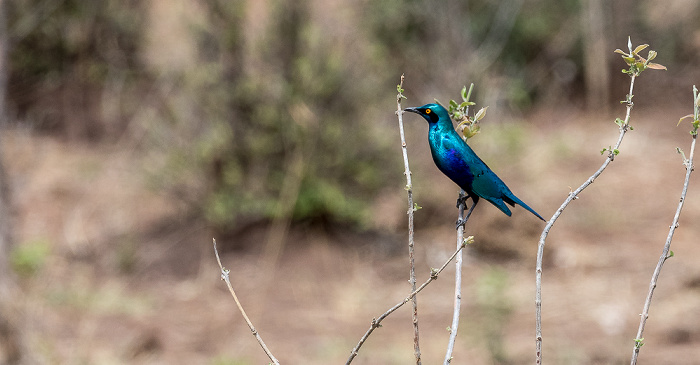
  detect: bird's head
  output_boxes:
[403,103,450,124]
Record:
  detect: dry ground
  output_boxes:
[4,105,700,364]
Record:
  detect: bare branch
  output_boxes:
[444,93,475,364]
[395,74,422,364]
[444,194,466,364]
[630,86,698,364]
[535,73,637,365]
[213,239,281,365]
[346,236,474,365]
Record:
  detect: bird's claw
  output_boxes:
[455,218,465,230]
[456,194,469,209]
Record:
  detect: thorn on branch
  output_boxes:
[567,186,579,199]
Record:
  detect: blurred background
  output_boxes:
[1,0,700,364]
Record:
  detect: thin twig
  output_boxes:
[444,85,475,363]
[346,236,474,365]
[395,74,422,364]
[444,192,466,364]
[213,239,281,365]
[630,86,698,364]
[535,74,637,365]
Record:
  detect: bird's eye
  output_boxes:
[425,109,431,114]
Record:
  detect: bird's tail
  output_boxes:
[505,194,545,221]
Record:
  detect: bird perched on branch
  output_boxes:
[404,103,545,226]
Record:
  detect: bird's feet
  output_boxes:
[455,218,466,230]
[455,193,469,209]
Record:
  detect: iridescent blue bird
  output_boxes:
[404,103,545,226]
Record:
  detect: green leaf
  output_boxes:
[474,106,488,121]
[463,125,480,140]
[614,49,628,56]
[668,250,674,258]
[623,56,635,65]
[449,99,458,108]
[633,44,649,55]
[646,62,667,70]
[461,86,468,101]
[647,50,657,62]
[464,83,475,102]
[678,114,694,126]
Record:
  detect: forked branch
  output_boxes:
[346,236,474,365]
[535,38,665,365]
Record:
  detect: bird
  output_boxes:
[404,103,545,227]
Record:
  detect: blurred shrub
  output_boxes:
[145,0,396,231]
[6,0,147,139]
[6,0,700,234]
[366,0,699,109]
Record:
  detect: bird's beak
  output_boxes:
[403,107,419,114]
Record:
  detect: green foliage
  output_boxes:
[412,203,422,212]
[172,0,395,230]
[10,238,50,277]
[7,0,698,236]
[6,0,146,138]
[677,85,700,136]
[444,84,488,142]
[600,147,620,156]
[615,37,667,77]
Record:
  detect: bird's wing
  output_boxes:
[442,134,514,215]
[439,131,544,220]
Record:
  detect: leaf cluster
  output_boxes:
[615,37,667,77]
[445,84,488,141]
